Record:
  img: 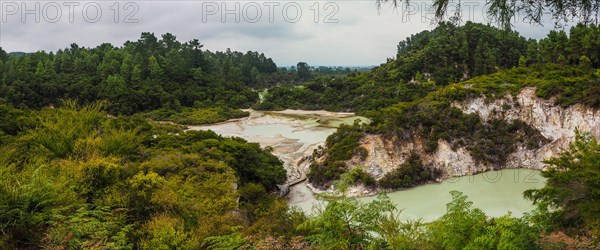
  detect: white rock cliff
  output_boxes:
[347,87,600,182]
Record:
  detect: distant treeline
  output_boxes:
[0,33,361,115]
[0,33,268,114]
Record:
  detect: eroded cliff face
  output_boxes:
[347,87,600,182]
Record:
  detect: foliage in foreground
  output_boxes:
[525,131,600,239]
[300,191,540,249]
[0,102,292,248]
[0,102,597,248]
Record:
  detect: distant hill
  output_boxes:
[8,52,27,57]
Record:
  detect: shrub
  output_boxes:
[307,161,348,188]
[334,167,376,192]
[45,206,134,249]
[378,154,438,189]
[140,215,196,250]
[144,106,249,125]
[326,122,364,161]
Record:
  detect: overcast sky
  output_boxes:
[0,1,568,66]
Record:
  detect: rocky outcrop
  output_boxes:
[348,134,488,180]
[455,87,599,141]
[347,87,600,182]
[455,87,599,169]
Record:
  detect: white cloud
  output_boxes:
[0,0,565,66]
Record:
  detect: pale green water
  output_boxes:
[191,110,546,221]
[294,169,545,221]
[360,168,545,221]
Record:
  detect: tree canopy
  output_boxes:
[378,0,600,29]
[0,33,281,115]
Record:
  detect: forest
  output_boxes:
[0,33,353,124]
[0,19,599,249]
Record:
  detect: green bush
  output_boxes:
[144,106,249,125]
[334,167,376,192]
[378,154,439,189]
[325,122,365,161]
[140,215,196,250]
[0,102,291,248]
[525,131,600,238]
[45,206,134,249]
[307,161,348,188]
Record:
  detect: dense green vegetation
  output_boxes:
[143,106,249,125]
[0,33,359,117]
[324,122,368,161]
[378,153,441,190]
[0,102,293,248]
[308,122,371,188]
[278,62,370,83]
[455,63,600,109]
[257,65,436,112]
[0,33,270,115]
[308,161,349,188]
[333,167,377,192]
[0,31,367,126]
[525,131,600,239]
[260,22,600,113]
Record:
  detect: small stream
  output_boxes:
[189,110,545,221]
